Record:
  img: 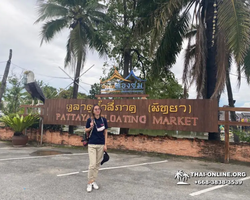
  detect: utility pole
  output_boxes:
[0,49,12,108]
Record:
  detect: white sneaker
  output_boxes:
[92,182,99,190]
[87,184,92,192]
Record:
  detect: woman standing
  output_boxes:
[85,104,108,192]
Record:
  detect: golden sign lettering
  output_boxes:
[66,101,137,114]
[148,104,192,114]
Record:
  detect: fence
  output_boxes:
[218,107,250,163]
[19,103,250,163]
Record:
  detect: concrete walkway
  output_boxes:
[0,141,249,200]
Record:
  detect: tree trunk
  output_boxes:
[205,1,220,141]
[226,68,240,143]
[120,0,130,135]
[69,57,82,134]
[122,0,130,78]
[0,49,12,109]
[72,64,81,99]
[120,50,131,135]
[123,50,130,77]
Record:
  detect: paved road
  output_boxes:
[0,141,249,200]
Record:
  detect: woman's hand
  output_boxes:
[90,122,94,130]
[103,145,107,152]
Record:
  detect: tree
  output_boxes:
[88,83,101,99]
[146,72,186,99]
[103,0,152,77]
[0,82,2,110]
[184,25,245,142]
[42,84,58,99]
[3,75,26,114]
[138,0,250,140]
[36,0,109,133]
[56,86,87,99]
[102,0,157,134]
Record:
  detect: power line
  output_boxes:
[11,63,27,70]
[11,62,95,83]
[9,62,94,89]
[37,74,71,79]
[11,62,71,79]
[8,62,250,81]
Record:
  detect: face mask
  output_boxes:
[97,126,105,132]
[94,118,105,132]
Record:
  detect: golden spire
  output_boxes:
[100,66,131,84]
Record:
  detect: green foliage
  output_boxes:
[152,13,190,76]
[146,72,186,99]
[218,0,250,66]
[0,114,39,133]
[2,75,26,114]
[0,81,2,110]
[243,48,250,83]
[42,84,58,99]
[29,118,40,129]
[102,0,153,75]
[36,0,110,99]
[56,88,72,99]
[234,130,250,143]
[88,83,101,99]
[56,86,87,99]
[78,92,87,99]
[137,0,250,98]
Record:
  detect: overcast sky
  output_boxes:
[0,0,249,107]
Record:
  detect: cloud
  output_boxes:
[171,49,197,99]
[172,48,250,106]
[0,0,106,95]
[0,0,250,105]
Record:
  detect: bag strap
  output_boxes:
[93,117,104,126]
[88,118,94,138]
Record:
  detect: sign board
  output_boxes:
[100,67,146,94]
[43,99,218,132]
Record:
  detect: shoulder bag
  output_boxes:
[81,119,94,146]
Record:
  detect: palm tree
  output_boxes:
[184,23,250,143]
[182,173,190,182]
[137,0,250,140]
[174,170,184,182]
[35,0,109,133]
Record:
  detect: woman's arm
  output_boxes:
[85,126,93,132]
[104,129,108,151]
[104,118,108,151]
[85,118,93,132]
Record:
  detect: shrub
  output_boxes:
[0,114,39,136]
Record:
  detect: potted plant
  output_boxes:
[0,114,39,146]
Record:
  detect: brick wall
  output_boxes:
[1,127,250,163]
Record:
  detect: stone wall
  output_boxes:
[1,128,250,163]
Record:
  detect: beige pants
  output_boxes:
[88,144,104,182]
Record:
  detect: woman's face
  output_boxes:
[93,106,101,116]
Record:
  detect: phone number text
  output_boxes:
[195,180,243,185]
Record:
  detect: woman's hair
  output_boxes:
[91,104,102,118]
